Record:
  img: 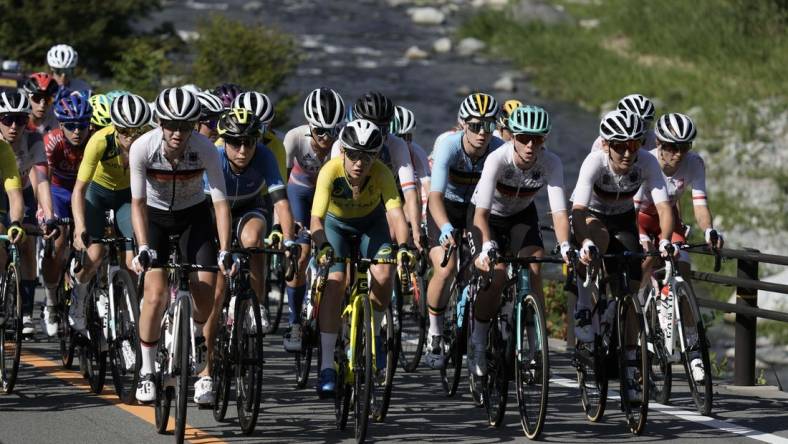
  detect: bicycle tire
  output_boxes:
[333,330,351,431]
[212,300,232,421]
[265,257,285,334]
[466,286,484,408]
[644,292,672,405]
[174,298,191,444]
[109,270,141,404]
[675,280,713,415]
[154,333,172,434]
[59,283,76,369]
[618,294,649,435]
[354,296,373,443]
[485,319,508,427]
[1,263,21,394]
[576,334,607,422]
[84,286,107,394]
[372,305,396,422]
[296,264,316,389]
[441,286,464,397]
[236,292,264,434]
[399,272,427,373]
[516,294,549,439]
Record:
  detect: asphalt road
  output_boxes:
[2,319,787,444]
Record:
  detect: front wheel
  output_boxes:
[516,294,549,439]
[440,286,464,397]
[235,293,264,434]
[83,286,107,394]
[58,283,76,369]
[109,271,141,404]
[372,305,396,422]
[354,297,373,442]
[484,320,508,427]
[618,295,649,435]
[211,301,232,422]
[173,299,191,444]
[399,273,427,373]
[265,256,285,334]
[675,280,713,416]
[644,290,672,405]
[0,264,21,394]
[154,330,173,434]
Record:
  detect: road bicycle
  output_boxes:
[396,228,428,373]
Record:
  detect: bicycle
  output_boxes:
[1,232,26,394]
[152,234,221,444]
[263,227,288,334]
[644,240,717,415]
[572,248,650,435]
[396,227,428,373]
[293,254,326,389]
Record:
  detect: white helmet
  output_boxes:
[655,113,697,144]
[110,94,151,128]
[155,87,201,121]
[617,94,655,123]
[393,105,415,135]
[196,91,224,119]
[304,87,345,128]
[340,119,384,153]
[181,84,203,95]
[47,44,78,69]
[0,89,31,114]
[233,91,274,125]
[458,92,499,120]
[599,109,645,142]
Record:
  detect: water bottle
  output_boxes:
[457,287,469,329]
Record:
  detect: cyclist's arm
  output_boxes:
[309,160,332,248]
[643,154,673,242]
[470,149,501,246]
[129,138,148,246]
[0,142,23,223]
[689,154,713,232]
[387,206,409,248]
[213,199,233,252]
[72,179,89,247]
[380,164,408,245]
[274,199,295,241]
[403,188,421,244]
[472,206,493,245]
[203,146,231,252]
[310,215,327,249]
[545,152,570,245]
[30,163,54,221]
[569,153,598,245]
[427,139,453,232]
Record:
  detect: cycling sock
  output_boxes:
[472,318,490,347]
[44,284,58,307]
[428,312,443,338]
[20,279,37,317]
[320,332,338,371]
[140,340,158,375]
[286,285,306,325]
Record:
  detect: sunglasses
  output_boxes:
[62,121,90,131]
[52,68,74,76]
[116,126,146,138]
[160,119,195,133]
[224,136,257,148]
[514,133,545,145]
[608,139,642,155]
[465,120,496,134]
[0,114,28,127]
[312,126,340,139]
[661,142,692,154]
[30,93,52,104]
[343,149,377,164]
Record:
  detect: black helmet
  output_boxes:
[353,91,395,126]
[217,108,262,138]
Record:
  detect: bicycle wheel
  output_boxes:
[109,270,141,403]
[265,256,285,334]
[576,334,607,422]
[675,280,713,415]
[58,283,76,369]
[466,287,484,408]
[399,272,427,373]
[644,291,671,405]
[485,320,508,427]
[618,295,649,435]
[333,334,351,431]
[84,287,107,394]
[294,322,313,389]
[354,296,373,443]
[173,298,191,444]
[154,329,173,434]
[1,263,21,394]
[212,301,232,421]
[441,288,464,397]
[516,294,549,439]
[236,292,264,434]
[372,305,396,422]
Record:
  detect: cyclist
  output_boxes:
[591,94,657,151]
[0,120,26,274]
[46,44,91,93]
[22,73,59,134]
[203,108,296,362]
[88,94,112,132]
[130,87,233,406]
[232,91,287,184]
[0,90,57,336]
[424,92,503,370]
[393,105,430,219]
[213,83,243,109]
[195,91,224,142]
[571,109,674,400]
[493,99,522,142]
[469,105,572,376]
[70,93,151,331]
[42,91,93,333]
[311,119,413,396]
[282,87,345,352]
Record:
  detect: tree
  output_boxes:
[108,38,173,100]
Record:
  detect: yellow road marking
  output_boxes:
[20,350,227,444]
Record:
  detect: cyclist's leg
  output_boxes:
[19,187,39,334]
[286,183,313,344]
[237,210,268,303]
[112,190,136,276]
[573,212,610,343]
[362,217,395,373]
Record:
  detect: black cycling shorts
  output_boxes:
[467,202,543,256]
[427,199,470,249]
[147,199,217,270]
[588,209,642,283]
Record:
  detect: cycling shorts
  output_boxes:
[427,199,469,249]
[468,202,543,256]
[51,184,73,219]
[85,182,133,251]
[230,197,270,242]
[588,209,642,283]
[147,199,217,270]
[637,205,690,262]
[287,182,314,244]
[323,208,393,274]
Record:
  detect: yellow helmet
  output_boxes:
[89,94,112,128]
[217,107,262,137]
[498,99,523,127]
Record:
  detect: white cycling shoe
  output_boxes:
[136,374,156,404]
[194,376,214,405]
[42,306,59,337]
[424,335,446,370]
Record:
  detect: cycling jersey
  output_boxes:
[430,131,504,203]
[77,125,131,191]
[130,128,226,211]
[0,140,22,192]
[3,130,46,189]
[634,148,707,216]
[331,135,417,192]
[284,124,330,188]
[262,130,287,184]
[44,128,86,191]
[472,142,566,217]
[408,141,430,183]
[571,149,668,215]
[27,111,59,135]
[590,129,657,152]
[311,157,401,221]
[211,142,285,209]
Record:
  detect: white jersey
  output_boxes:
[591,129,657,152]
[472,142,567,217]
[130,128,226,211]
[571,149,668,215]
[635,148,708,215]
[331,134,417,192]
[284,124,330,188]
[408,141,430,182]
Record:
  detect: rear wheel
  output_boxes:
[83,285,107,394]
[212,299,232,422]
[484,320,508,427]
[618,294,649,435]
[235,293,264,434]
[154,327,173,434]
[265,256,285,334]
[173,299,191,444]
[644,289,672,405]
[675,280,713,416]
[372,305,396,422]
[109,271,141,404]
[399,272,427,373]
[1,264,21,394]
[440,286,463,397]
[516,294,549,439]
[354,297,373,443]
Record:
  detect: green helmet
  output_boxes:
[508,105,550,136]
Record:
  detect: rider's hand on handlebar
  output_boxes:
[579,239,597,265]
[705,228,724,250]
[559,241,572,264]
[132,245,157,274]
[73,227,87,251]
[396,243,416,268]
[438,223,455,249]
[266,224,284,247]
[658,239,679,258]
[43,218,60,241]
[218,250,239,276]
[7,221,25,244]
[475,240,497,272]
[316,242,334,266]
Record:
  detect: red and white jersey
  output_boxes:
[635,148,708,216]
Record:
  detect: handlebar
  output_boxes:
[440,229,461,267]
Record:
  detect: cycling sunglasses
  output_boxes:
[160,119,195,133]
[465,119,496,134]
[224,135,257,148]
[62,121,90,131]
[0,114,28,127]
[312,126,340,139]
[343,148,377,164]
[608,139,641,154]
[116,126,147,138]
[51,68,74,76]
[30,93,53,104]
[661,141,692,154]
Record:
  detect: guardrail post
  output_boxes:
[734,248,759,386]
